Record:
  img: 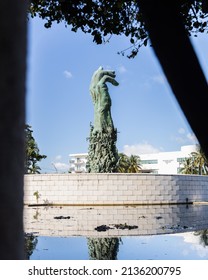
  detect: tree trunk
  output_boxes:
[0,1,27,259]
[139,0,208,159]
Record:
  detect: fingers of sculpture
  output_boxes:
[98,74,119,88]
[111,79,119,86]
[90,69,118,98]
[97,70,116,81]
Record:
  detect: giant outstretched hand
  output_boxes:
[88,67,119,173]
[90,66,119,132]
[90,66,119,103]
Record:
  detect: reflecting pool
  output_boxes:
[24,204,208,260]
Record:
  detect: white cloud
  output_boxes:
[174,128,198,145]
[52,155,69,172]
[53,162,69,172]
[178,127,186,134]
[123,142,162,156]
[151,74,166,85]
[187,133,197,143]
[143,74,167,89]
[174,136,187,144]
[174,232,208,258]
[55,155,62,161]
[117,65,127,74]
[64,70,73,79]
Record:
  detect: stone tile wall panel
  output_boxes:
[24,174,208,205]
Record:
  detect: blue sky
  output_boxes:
[31,233,208,260]
[27,17,208,173]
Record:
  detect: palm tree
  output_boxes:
[179,157,198,174]
[117,153,129,172]
[179,145,208,175]
[28,160,41,174]
[25,125,47,174]
[194,230,208,247]
[127,155,142,173]
[191,145,208,175]
[117,153,142,173]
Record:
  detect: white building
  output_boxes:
[140,145,197,174]
[69,145,197,174]
[69,153,88,173]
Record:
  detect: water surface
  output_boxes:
[24,204,208,260]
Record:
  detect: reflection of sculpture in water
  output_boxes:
[194,229,208,247]
[87,67,119,173]
[89,66,119,133]
[87,238,120,260]
[24,233,38,259]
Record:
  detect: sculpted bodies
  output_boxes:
[90,66,119,132]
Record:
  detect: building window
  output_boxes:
[177,167,182,174]
[177,157,187,163]
[141,159,158,164]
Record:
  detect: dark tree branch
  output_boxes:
[139,0,208,158]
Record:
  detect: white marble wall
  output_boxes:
[24,173,208,205]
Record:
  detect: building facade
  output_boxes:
[140,145,197,174]
[69,153,88,173]
[69,145,197,174]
